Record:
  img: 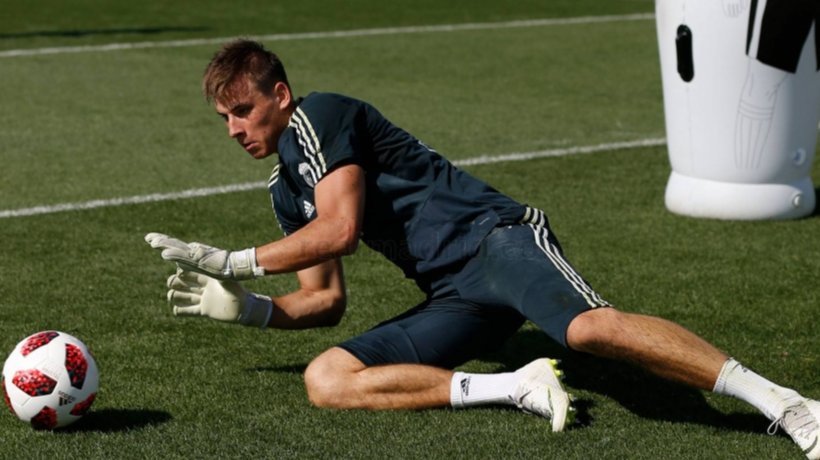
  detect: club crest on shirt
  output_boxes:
[298,162,318,188]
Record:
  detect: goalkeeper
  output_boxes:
[146,39,818,457]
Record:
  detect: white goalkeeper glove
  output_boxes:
[145,232,265,280]
[166,269,273,328]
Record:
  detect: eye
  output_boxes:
[233,105,252,117]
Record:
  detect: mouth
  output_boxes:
[241,141,270,159]
[241,141,258,153]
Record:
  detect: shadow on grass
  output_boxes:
[240,331,769,434]
[57,409,172,433]
[812,187,820,217]
[479,329,767,434]
[246,364,307,374]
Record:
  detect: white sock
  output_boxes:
[713,358,802,420]
[450,371,518,409]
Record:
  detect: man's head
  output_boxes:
[203,40,294,159]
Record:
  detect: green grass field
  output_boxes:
[1,1,818,458]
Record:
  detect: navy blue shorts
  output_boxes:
[339,221,610,368]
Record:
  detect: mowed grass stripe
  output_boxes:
[0,13,654,58]
[0,138,666,218]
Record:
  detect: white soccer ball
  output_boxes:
[2,331,99,429]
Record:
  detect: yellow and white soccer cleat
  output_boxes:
[510,358,575,432]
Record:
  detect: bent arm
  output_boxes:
[254,164,363,328]
[269,258,347,329]
[257,164,365,274]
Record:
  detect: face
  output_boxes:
[214,78,293,159]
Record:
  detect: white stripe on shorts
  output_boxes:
[528,223,609,308]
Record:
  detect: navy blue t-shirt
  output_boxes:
[269,92,527,284]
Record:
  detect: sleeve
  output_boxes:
[288,94,366,188]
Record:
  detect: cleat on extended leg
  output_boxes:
[511,358,573,432]
[769,398,820,460]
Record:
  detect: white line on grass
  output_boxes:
[0,138,665,219]
[453,138,665,167]
[0,13,654,58]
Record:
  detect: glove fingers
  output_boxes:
[173,305,203,317]
[144,232,166,244]
[160,247,193,262]
[172,269,211,285]
[167,271,183,289]
[188,270,213,286]
[166,271,206,294]
[167,289,200,307]
[175,264,218,283]
[145,232,192,252]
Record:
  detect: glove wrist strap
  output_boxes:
[229,248,266,279]
[238,293,274,328]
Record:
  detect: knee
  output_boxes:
[303,348,362,408]
[565,307,625,352]
[304,354,343,408]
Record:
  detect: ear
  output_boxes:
[273,81,292,110]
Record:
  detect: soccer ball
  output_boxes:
[2,331,99,429]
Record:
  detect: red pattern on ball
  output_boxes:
[12,369,57,396]
[64,344,88,389]
[30,406,58,430]
[70,392,96,416]
[21,331,59,357]
[2,377,15,416]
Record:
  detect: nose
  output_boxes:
[227,116,243,138]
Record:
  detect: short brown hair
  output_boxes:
[202,39,290,104]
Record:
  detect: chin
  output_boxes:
[252,149,274,159]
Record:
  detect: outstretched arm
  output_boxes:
[146,163,365,280]
[256,163,365,274]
